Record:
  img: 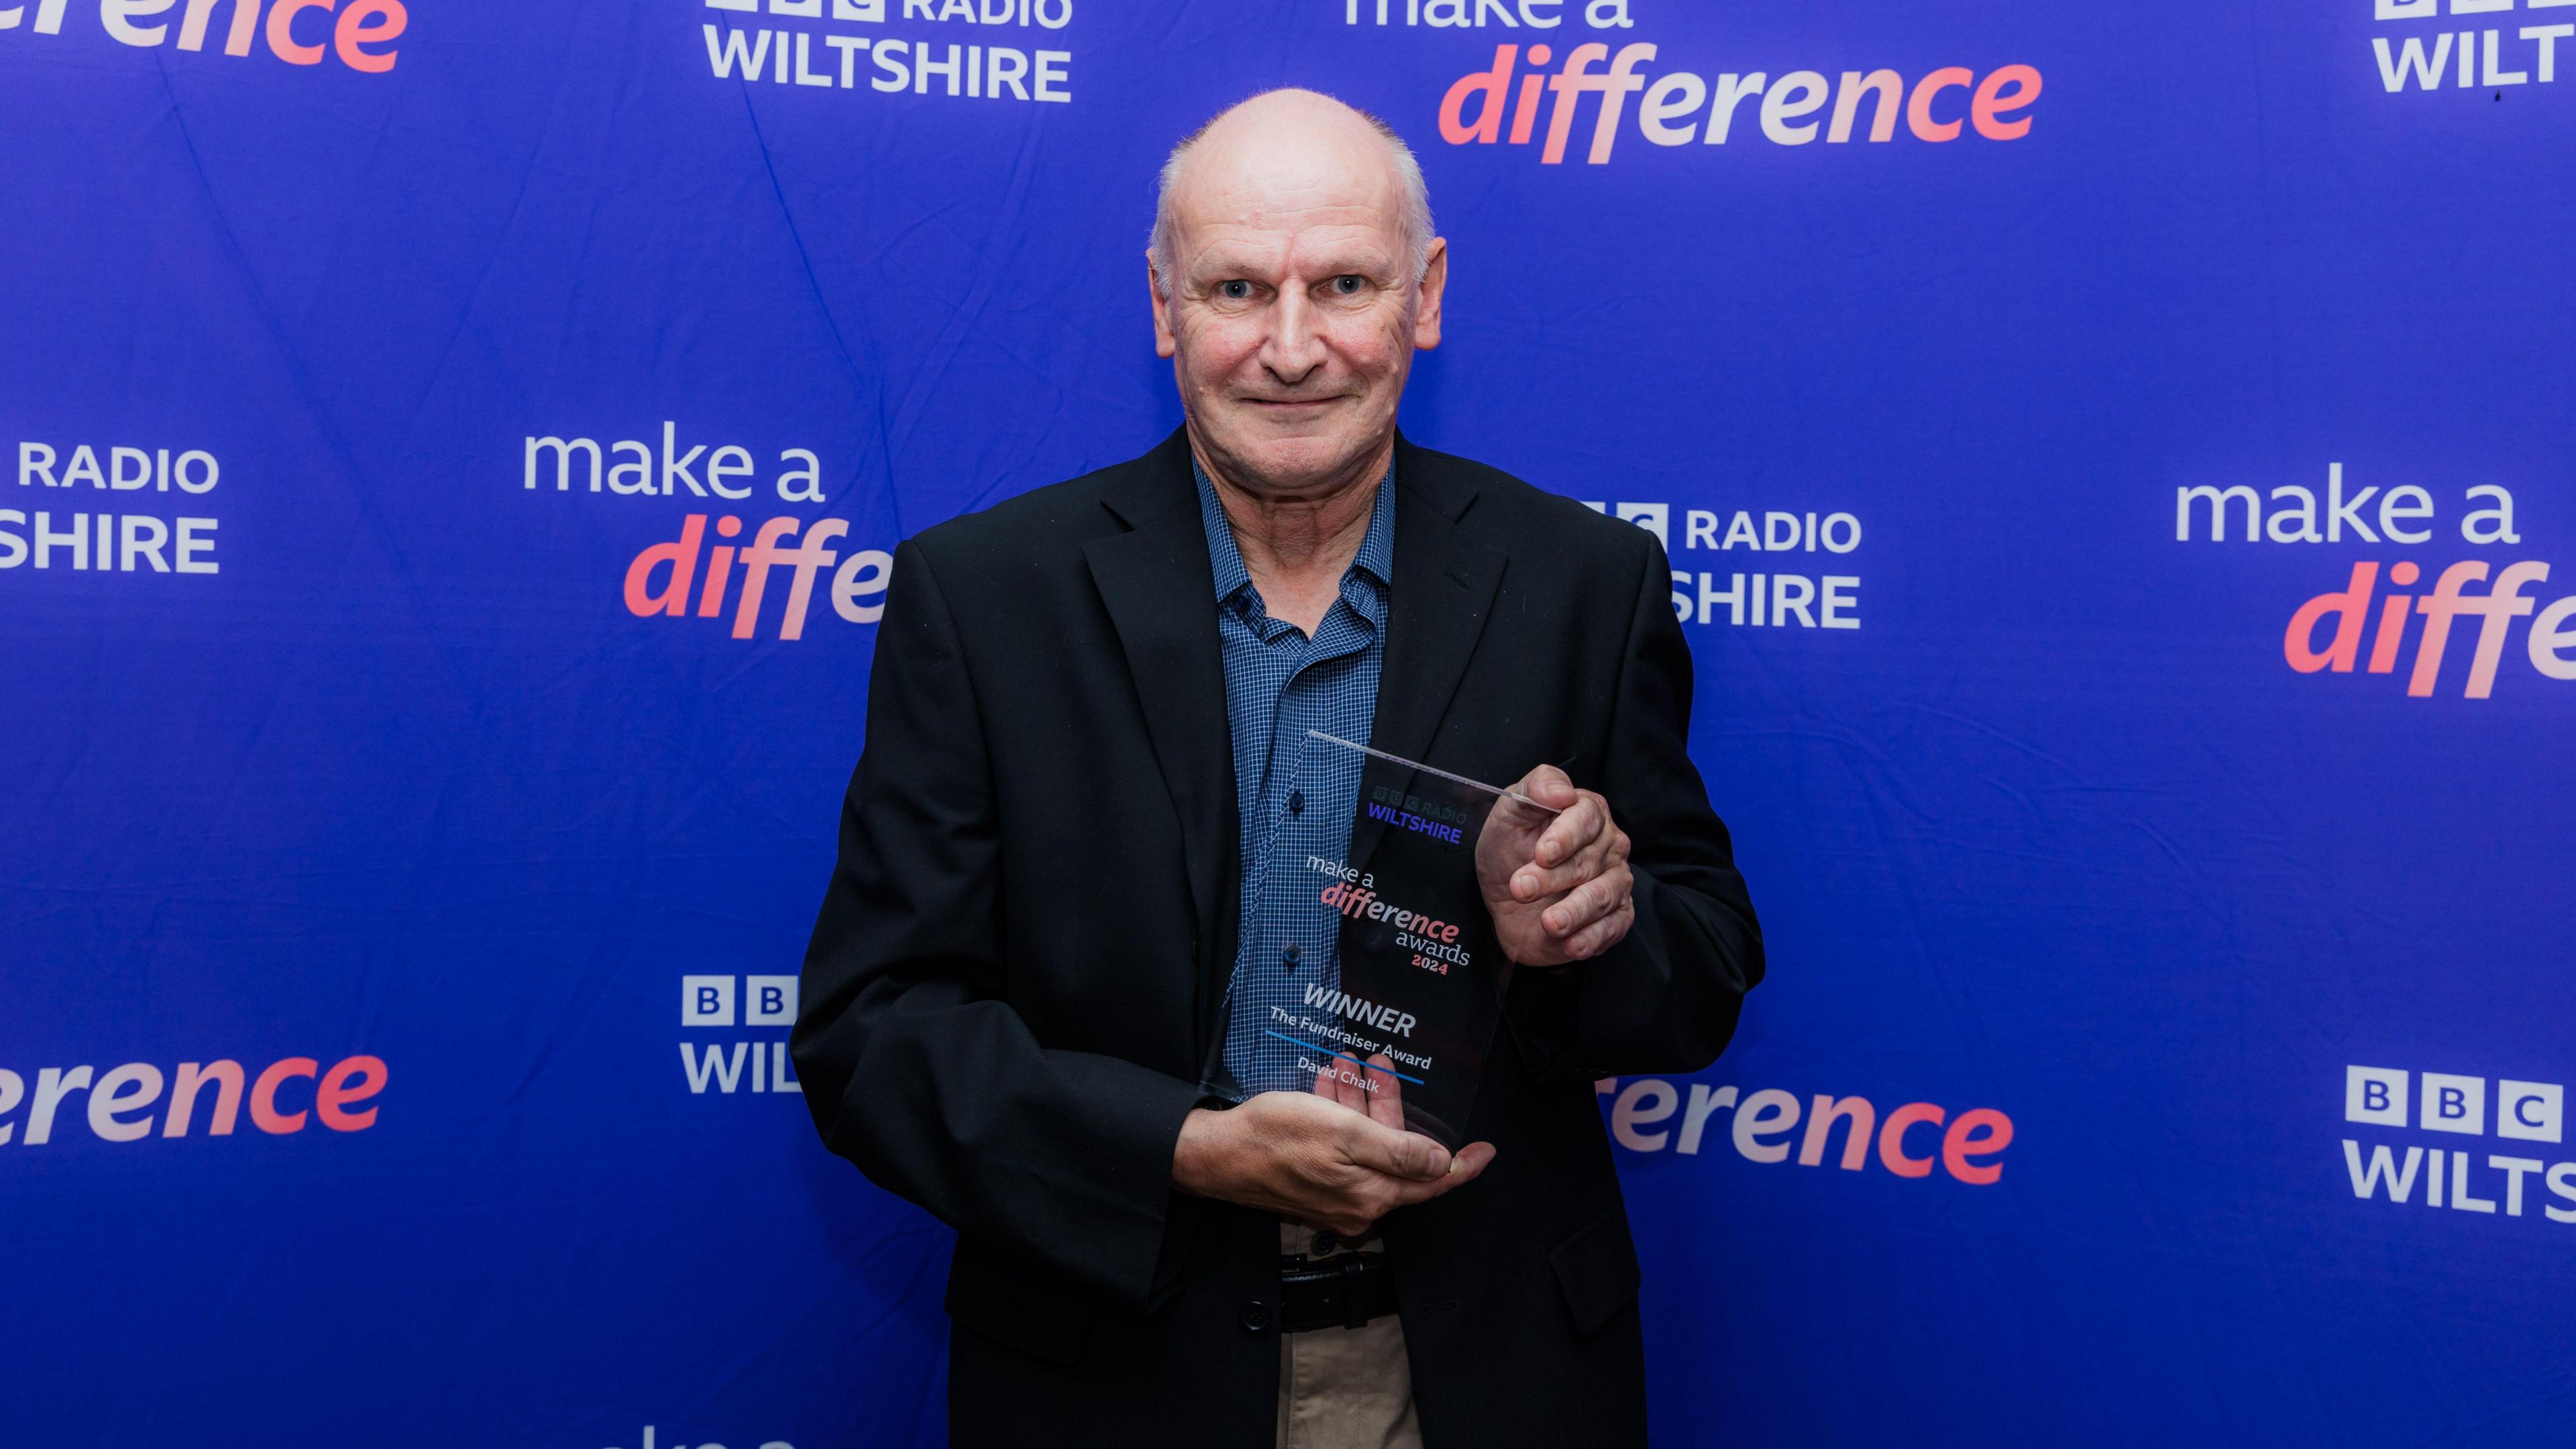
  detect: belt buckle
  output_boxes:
[1279,1247,1387,1334]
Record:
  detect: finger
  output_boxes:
[1320,1064,1366,1116]
[1330,1059,1377,1115]
[1541,869,1629,938]
[1557,896,1636,961]
[1513,843,1605,903]
[1339,1116,1453,1182]
[1515,819,1621,902]
[1481,789,1537,840]
[1381,1140,1499,1211]
[1515,799,1613,898]
[1364,1054,1404,1130]
[1531,793,1606,869]
[1322,1064,1362,1116]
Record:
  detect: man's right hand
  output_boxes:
[1171,1089,1497,1239]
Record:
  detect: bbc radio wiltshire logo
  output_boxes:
[2340,1065,2576,1225]
[0,0,408,73]
[2367,0,2575,97]
[1344,0,2044,165]
[7,435,226,582]
[1586,496,1866,634]
[696,0,1077,105]
[679,974,803,1098]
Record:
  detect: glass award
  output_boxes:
[1198,730,1559,1150]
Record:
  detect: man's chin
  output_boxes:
[1199,423,1385,494]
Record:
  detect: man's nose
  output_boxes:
[1259,287,1327,385]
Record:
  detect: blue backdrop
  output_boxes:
[7,1,2573,1444]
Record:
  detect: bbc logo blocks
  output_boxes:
[2346,1066,2564,1142]
[676,977,801,1098]
[681,975,799,1028]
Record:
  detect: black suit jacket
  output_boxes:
[794,429,1762,1446]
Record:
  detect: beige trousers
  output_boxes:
[1276,1222,1422,1449]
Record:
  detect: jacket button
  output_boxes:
[1240,1299,1273,1332]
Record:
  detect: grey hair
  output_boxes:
[1148,92,1436,300]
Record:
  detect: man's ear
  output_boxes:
[1148,257,1179,360]
[1411,237,1448,352]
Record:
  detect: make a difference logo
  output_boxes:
[2175,468,2572,700]
[1599,1075,2017,1188]
[521,424,894,644]
[0,1053,388,1147]
[1336,1,2043,164]
[1,0,408,73]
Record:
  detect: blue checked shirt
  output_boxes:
[1201,459,1395,1097]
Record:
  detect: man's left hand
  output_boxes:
[1475,765,1634,967]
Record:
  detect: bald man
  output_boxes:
[795,91,1762,1448]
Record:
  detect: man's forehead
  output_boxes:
[1191,135,1393,197]
[1179,216,1397,276]
[1169,180,1403,271]
[1172,103,1403,226]
[1185,204,1393,244]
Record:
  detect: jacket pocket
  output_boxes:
[944,1236,1095,1367]
[1548,1205,1643,1337]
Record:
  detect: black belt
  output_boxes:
[1277,1252,1399,1334]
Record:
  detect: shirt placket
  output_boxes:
[1238,605,1373,1093]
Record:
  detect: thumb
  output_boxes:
[1340,1116,1453,1182]
[1517,763,1576,810]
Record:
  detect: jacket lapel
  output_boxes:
[1082,431,1238,1043]
[1079,430,1509,1030]
[1354,433,1509,871]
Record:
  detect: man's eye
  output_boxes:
[1331,275,1364,295]
[1218,280,1253,300]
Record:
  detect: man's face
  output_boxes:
[1150,109,1446,498]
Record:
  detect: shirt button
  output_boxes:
[1288,790,1305,815]
[1282,945,1301,968]
[1240,1300,1273,1332]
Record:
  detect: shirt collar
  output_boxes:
[1193,457,1396,606]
